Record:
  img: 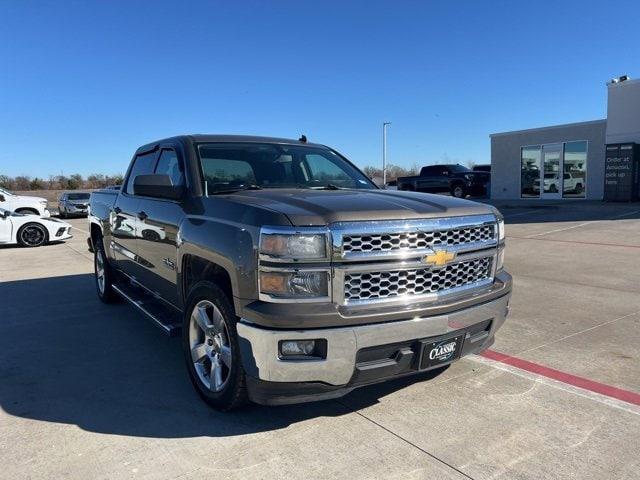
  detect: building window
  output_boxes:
[562,141,587,198]
[520,141,587,198]
[521,146,541,197]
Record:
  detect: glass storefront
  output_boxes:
[520,141,587,198]
[520,146,541,197]
[562,141,587,198]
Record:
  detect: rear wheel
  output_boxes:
[17,223,48,247]
[59,207,67,218]
[183,281,247,411]
[94,239,118,303]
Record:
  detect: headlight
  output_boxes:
[260,270,329,299]
[260,230,328,260]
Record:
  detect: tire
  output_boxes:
[17,223,48,247]
[451,184,465,198]
[141,229,161,242]
[575,183,583,194]
[549,184,558,193]
[59,207,67,219]
[94,238,119,303]
[182,281,247,411]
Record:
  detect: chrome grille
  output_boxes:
[342,225,495,254]
[343,257,492,303]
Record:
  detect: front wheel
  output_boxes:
[183,281,247,411]
[94,239,118,303]
[17,223,48,247]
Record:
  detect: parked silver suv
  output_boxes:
[58,192,91,218]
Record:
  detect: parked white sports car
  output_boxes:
[0,208,72,247]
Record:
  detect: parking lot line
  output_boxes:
[480,349,640,407]
[524,208,640,238]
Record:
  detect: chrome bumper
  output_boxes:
[237,291,510,386]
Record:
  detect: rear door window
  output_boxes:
[125,151,157,195]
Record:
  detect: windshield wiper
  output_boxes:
[209,184,262,195]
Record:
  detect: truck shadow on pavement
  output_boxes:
[0,273,446,438]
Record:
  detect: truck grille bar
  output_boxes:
[343,256,492,303]
[342,224,494,254]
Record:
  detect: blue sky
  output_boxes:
[1,0,638,177]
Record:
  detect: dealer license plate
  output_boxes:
[420,333,465,369]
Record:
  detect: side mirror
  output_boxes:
[1,210,9,219]
[133,174,184,200]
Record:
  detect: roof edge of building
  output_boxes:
[490,119,606,138]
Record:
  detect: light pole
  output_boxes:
[382,122,391,185]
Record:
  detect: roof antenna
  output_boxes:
[298,134,307,143]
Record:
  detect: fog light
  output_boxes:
[278,339,327,360]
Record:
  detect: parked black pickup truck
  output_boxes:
[88,135,511,410]
[397,164,489,198]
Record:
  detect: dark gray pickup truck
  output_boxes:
[88,135,511,410]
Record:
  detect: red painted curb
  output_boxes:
[481,349,640,407]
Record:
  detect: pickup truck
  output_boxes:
[88,135,511,410]
[397,164,489,198]
[0,187,50,216]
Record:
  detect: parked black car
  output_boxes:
[397,164,489,198]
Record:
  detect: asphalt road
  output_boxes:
[1,202,639,479]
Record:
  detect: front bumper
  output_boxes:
[237,286,511,405]
[63,205,89,215]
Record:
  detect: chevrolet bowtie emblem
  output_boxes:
[424,250,456,266]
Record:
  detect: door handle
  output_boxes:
[113,206,122,214]
[137,211,148,221]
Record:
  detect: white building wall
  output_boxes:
[606,78,640,145]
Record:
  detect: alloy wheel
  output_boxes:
[188,300,232,392]
[21,225,46,246]
[95,249,106,295]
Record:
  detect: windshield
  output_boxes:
[197,143,376,194]
[67,193,90,200]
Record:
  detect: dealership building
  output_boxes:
[490,76,640,201]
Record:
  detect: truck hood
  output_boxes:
[222,188,495,225]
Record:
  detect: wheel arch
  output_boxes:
[90,222,103,249]
[15,207,40,215]
[182,255,234,306]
